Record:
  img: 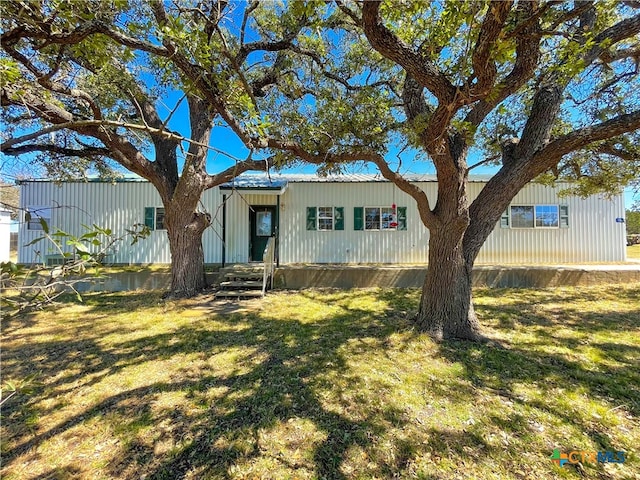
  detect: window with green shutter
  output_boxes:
[335,207,344,230]
[144,207,155,230]
[307,207,344,230]
[354,207,364,231]
[355,206,406,230]
[306,207,317,230]
[397,207,407,230]
[500,209,510,228]
[144,207,166,230]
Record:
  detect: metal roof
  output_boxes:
[219,172,495,188]
[18,172,497,186]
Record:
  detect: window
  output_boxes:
[510,206,534,228]
[256,210,272,236]
[559,205,569,228]
[144,207,166,230]
[354,207,407,231]
[508,205,566,229]
[365,207,380,230]
[26,206,51,230]
[535,205,559,227]
[306,207,344,231]
[318,207,334,231]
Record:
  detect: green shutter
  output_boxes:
[306,207,317,230]
[500,209,510,228]
[354,207,363,231]
[559,205,569,228]
[397,207,407,230]
[144,207,155,230]
[334,207,344,230]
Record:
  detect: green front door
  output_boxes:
[249,205,276,261]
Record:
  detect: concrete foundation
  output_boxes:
[61,264,639,293]
[275,264,640,289]
[70,272,218,292]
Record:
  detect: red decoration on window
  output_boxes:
[390,203,398,228]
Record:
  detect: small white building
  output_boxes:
[0,209,12,262]
[17,174,627,266]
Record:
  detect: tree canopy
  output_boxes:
[260,0,640,339]
[627,209,640,235]
[2,1,639,336]
[0,0,329,295]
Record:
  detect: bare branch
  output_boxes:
[361,1,456,103]
[467,154,500,172]
[0,119,245,163]
[369,154,439,230]
[466,1,542,128]
[548,1,595,31]
[2,18,169,57]
[471,1,513,94]
[1,144,112,158]
[204,156,273,189]
[240,1,260,45]
[532,110,640,168]
[334,0,362,26]
[594,143,637,161]
[586,13,640,65]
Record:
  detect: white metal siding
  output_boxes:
[18,179,626,266]
[475,183,626,263]
[279,182,435,264]
[18,182,223,265]
[278,181,625,264]
[0,210,10,262]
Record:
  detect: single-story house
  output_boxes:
[17,174,627,266]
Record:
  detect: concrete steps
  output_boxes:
[214,264,266,299]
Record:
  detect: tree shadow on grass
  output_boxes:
[4,286,638,479]
[436,292,640,460]
[1,290,420,480]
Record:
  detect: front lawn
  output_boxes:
[1,285,639,479]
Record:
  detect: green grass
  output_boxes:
[628,244,640,260]
[1,285,639,479]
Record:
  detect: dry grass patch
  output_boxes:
[1,285,639,479]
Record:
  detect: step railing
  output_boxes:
[262,237,276,296]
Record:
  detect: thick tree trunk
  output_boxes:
[416,226,482,341]
[166,211,210,298]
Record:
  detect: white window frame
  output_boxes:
[26,205,51,230]
[365,206,398,231]
[155,207,166,230]
[535,205,559,228]
[317,206,334,231]
[509,205,561,229]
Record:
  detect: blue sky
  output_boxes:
[1,1,637,212]
[1,86,637,211]
[153,88,638,210]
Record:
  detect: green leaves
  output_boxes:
[2,221,151,316]
[0,59,21,87]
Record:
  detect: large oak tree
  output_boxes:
[0,0,325,296]
[3,1,639,340]
[263,1,640,340]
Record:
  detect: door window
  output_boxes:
[256,211,272,236]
